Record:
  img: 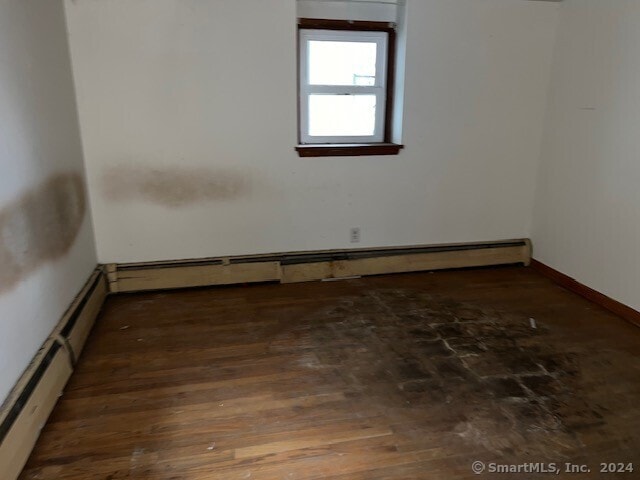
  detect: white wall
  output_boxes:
[297,0,400,22]
[0,0,96,404]
[533,0,640,312]
[65,0,559,264]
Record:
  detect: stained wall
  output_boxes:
[64,0,559,263]
[0,0,97,404]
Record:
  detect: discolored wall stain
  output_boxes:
[0,173,86,294]
[101,165,251,208]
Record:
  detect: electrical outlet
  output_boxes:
[350,227,361,243]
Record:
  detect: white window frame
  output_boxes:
[299,29,388,144]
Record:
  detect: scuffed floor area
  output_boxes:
[20,267,640,479]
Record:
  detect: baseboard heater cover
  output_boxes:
[0,340,71,480]
[0,341,63,444]
[108,239,531,292]
[0,267,107,480]
[56,270,108,363]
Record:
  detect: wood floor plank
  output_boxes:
[233,425,393,459]
[18,267,640,479]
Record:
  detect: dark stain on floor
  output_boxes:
[19,269,640,479]
[283,288,613,461]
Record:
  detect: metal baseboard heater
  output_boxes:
[0,269,108,480]
[107,239,531,293]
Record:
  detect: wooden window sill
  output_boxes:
[295,143,404,157]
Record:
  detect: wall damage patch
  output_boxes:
[0,173,86,293]
[101,165,251,207]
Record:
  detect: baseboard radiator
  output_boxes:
[107,239,531,293]
[0,269,108,480]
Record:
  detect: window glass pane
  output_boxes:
[308,41,377,86]
[308,94,376,137]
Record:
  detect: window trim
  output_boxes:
[297,18,403,157]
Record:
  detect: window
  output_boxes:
[296,19,403,157]
[300,29,387,143]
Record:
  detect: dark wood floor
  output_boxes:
[20,267,640,479]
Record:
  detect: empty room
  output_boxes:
[1,0,640,478]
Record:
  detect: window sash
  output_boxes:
[299,29,388,144]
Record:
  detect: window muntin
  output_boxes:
[299,29,388,144]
